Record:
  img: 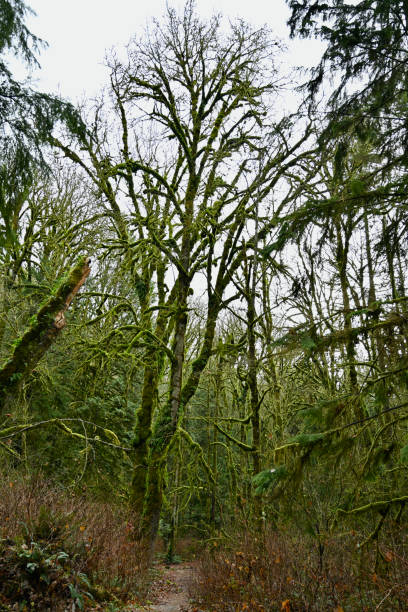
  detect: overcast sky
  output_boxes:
[15,0,324,103]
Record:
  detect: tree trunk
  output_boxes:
[0,256,91,417]
[141,270,190,547]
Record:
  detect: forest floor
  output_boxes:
[132,562,198,612]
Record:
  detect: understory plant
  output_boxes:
[0,471,149,610]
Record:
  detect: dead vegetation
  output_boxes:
[0,471,149,610]
[191,527,408,611]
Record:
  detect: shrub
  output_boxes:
[0,471,148,610]
[191,525,408,611]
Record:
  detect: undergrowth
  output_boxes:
[0,471,148,611]
[191,525,408,611]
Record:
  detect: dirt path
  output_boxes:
[145,563,196,612]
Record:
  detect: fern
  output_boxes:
[252,466,287,495]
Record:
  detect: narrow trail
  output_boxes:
[145,562,197,612]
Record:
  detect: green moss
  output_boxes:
[291,432,325,447]
[0,257,89,408]
[10,337,22,350]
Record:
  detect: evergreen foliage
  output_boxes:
[0,0,84,176]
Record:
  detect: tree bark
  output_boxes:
[0,256,91,416]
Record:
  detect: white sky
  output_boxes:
[15,0,324,103]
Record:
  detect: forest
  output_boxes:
[1,0,408,610]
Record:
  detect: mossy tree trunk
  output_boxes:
[53,3,316,552]
[333,215,358,395]
[0,256,91,417]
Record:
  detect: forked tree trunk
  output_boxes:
[140,292,221,550]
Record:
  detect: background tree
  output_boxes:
[0,0,84,174]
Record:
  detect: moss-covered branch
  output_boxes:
[275,312,408,356]
[0,418,130,451]
[214,422,255,452]
[0,440,21,460]
[212,413,253,425]
[273,402,408,458]
[338,496,408,516]
[0,256,91,414]
[179,427,216,484]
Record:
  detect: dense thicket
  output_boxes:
[1,0,408,609]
